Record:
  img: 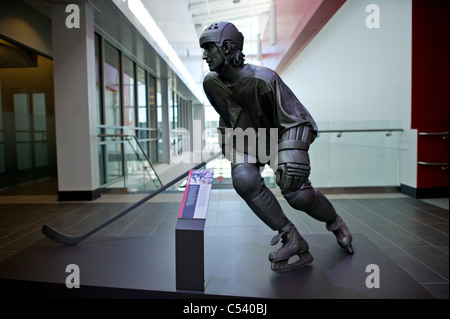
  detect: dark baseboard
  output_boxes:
[400,184,449,198]
[58,188,101,201]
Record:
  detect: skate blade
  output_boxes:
[338,241,355,255]
[271,252,314,273]
[336,237,354,255]
[345,243,355,255]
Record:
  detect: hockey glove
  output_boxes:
[276,149,311,193]
[276,125,314,193]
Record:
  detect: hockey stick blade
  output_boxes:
[41,151,222,245]
[41,224,86,245]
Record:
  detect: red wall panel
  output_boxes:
[411,0,449,190]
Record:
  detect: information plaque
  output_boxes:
[178,170,214,219]
[175,169,214,291]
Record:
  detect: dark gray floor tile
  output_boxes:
[396,222,449,246]
[381,247,447,284]
[369,223,432,247]
[400,245,449,280]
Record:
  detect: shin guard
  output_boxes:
[246,187,289,231]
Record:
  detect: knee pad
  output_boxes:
[284,188,337,223]
[232,164,265,201]
[283,187,316,212]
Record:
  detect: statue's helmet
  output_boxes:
[199,22,244,50]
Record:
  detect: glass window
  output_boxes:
[137,66,148,155]
[168,89,173,130]
[123,57,135,128]
[104,42,121,127]
[95,34,103,125]
[148,74,157,131]
[137,67,147,130]
[95,34,106,184]
[148,73,158,163]
[32,93,48,167]
[103,42,122,184]
[14,93,32,170]
[156,78,163,162]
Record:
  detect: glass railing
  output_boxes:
[98,126,162,192]
[205,121,403,189]
[309,121,403,188]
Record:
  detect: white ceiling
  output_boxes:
[186,0,273,26]
[144,0,273,60]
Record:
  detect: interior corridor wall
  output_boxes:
[280,0,415,188]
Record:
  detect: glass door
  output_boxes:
[13,91,49,175]
[0,38,56,189]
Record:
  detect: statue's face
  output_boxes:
[202,43,224,72]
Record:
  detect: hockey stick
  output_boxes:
[42,151,222,245]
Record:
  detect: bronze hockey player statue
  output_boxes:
[200,22,354,272]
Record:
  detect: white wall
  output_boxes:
[281,0,417,188]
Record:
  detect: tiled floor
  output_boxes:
[0,180,448,299]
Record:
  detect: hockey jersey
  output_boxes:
[203,63,318,135]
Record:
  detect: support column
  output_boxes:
[51,2,100,201]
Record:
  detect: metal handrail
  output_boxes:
[418,162,449,171]
[318,128,403,133]
[418,132,449,136]
[316,128,403,137]
[97,125,160,132]
[98,133,163,187]
[418,162,449,166]
[417,132,449,169]
[419,132,449,140]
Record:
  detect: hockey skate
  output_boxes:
[269,222,313,272]
[326,215,354,254]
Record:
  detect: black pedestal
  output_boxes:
[175,218,206,291]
